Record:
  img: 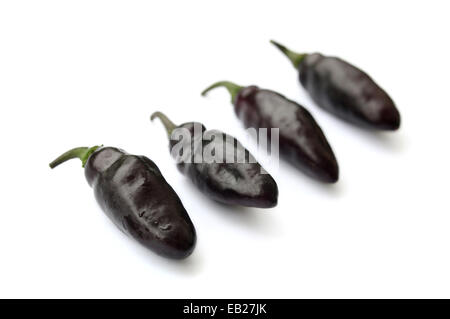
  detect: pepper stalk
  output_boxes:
[150,111,178,137]
[49,145,102,168]
[270,40,306,69]
[201,81,243,104]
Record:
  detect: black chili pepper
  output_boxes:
[49,146,196,259]
[201,82,339,183]
[270,40,401,130]
[150,112,278,208]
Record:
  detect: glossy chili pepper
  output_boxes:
[150,112,278,208]
[49,146,196,259]
[270,40,401,130]
[201,82,339,183]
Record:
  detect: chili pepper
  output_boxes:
[49,146,196,259]
[201,82,339,183]
[270,40,401,130]
[150,112,278,208]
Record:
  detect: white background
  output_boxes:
[1,0,449,298]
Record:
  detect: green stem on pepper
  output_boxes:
[270,40,306,69]
[201,81,243,104]
[151,111,178,137]
[49,145,102,169]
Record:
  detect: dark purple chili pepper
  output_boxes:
[49,146,196,259]
[201,82,339,183]
[270,40,401,130]
[150,112,278,208]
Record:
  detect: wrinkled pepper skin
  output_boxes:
[151,113,278,208]
[53,146,196,259]
[271,41,401,130]
[202,82,339,183]
[235,86,339,183]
